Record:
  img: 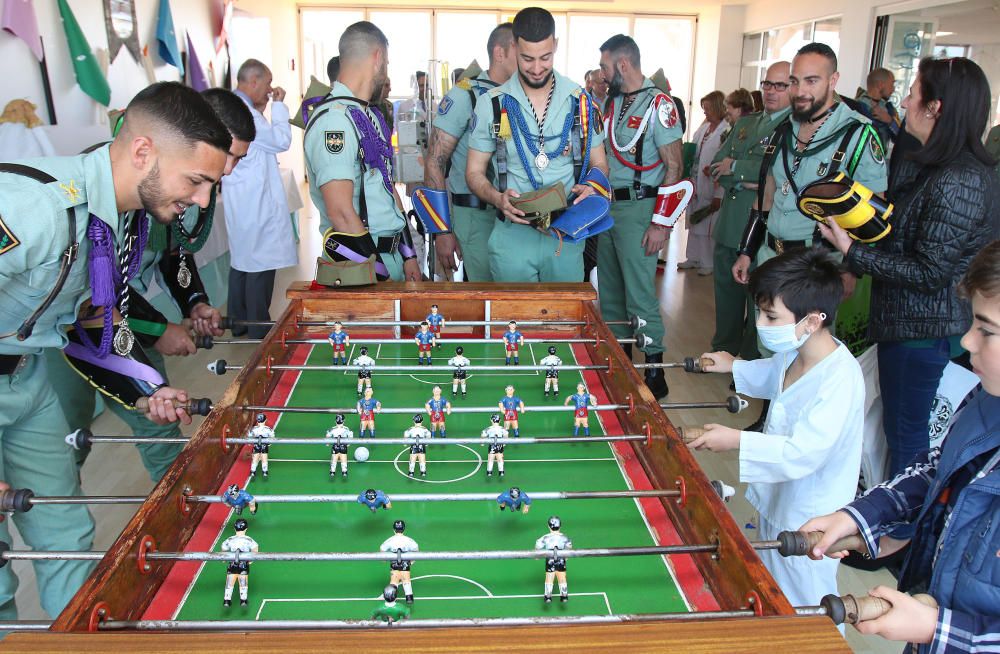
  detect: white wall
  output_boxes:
[1,0,217,154]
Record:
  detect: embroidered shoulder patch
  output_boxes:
[657,98,678,128]
[325,131,345,154]
[0,215,20,256]
[870,137,885,165]
[438,96,453,115]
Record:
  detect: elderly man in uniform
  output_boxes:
[225,59,296,339]
[732,42,887,430]
[424,23,516,280]
[304,21,420,286]
[48,89,253,482]
[708,61,792,362]
[466,7,609,283]
[0,82,229,620]
[596,35,683,398]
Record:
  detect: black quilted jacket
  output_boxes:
[845,148,1000,342]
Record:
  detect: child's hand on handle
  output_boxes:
[798,511,863,560]
[700,351,735,374]
[854,586,937,644]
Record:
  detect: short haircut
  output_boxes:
[725,88,755,115]
[748,247,842,326]
[909,57,995,168]
[121,82,231,154]
[796,42,838,72]
[867,67,893,87]
[201,88,255,143]
[960,241,1000,299]
[415,71,427,80]
[599,34,641,69]
[512,7,555,43]
[487,22,514,64]
[327,55,340,84]
[339,21,388,64]
[701,90,726,117]
[236,58,269,83]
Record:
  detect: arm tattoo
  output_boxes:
[659,141,682,185]
[424,127,460,190]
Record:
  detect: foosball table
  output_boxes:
[3,282,857,652]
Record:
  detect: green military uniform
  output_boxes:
[469,71,605,282]
[304,81,408,280]
[0,147,144,619]
[43,201,213,481]
[753,103,887,357]
[599,81,683,352]
[711,108,790,358]
[434,71,500,281]
[986,124,1000,176]
[371,601,410,622]
[761,102,887,262]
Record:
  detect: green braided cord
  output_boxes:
[147,221,169,253]
[127,317,167,337]
[170,189,215,253]
[848,124,877,177]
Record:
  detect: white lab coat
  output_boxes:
[684,120,725,267]
[222,92,296,273]
[733,342,864,607]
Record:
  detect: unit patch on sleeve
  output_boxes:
[0,215,20,256]
[325,131,345,154]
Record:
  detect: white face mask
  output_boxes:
[757,314,824,353]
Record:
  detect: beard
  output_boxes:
[137,162,177,225]
[519,68,553,90]
[606,70,624,98]
[791,94,826,122]
[370,81,385,104]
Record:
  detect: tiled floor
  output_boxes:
[8,202,902,652]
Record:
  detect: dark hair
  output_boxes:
[487,22,514,64]
[327,55,340,84]
[748,247,842,326]
[415,71,427,80]
[123,82,231,154]
[960,240,1000,299]
[909,57,995,168]
[796,42,838,72]
[599,34,640,69]
[751,90,764,112]
[201,88,255,143]
[512,7,555,43]
[339,21,388,64]
[725,88,755,115]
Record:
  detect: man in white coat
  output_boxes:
[224,59,297,338]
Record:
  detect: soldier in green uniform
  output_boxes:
[709,61,791,359]
[733,43,887,285]
[731,43,887,431]
[466,7,608,283]
[596,35,683,398]
[303,21,420,285]
[45,89,254,482]
[425,24,516,281]
[0,82,230,620]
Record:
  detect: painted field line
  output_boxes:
[266,457,617,464]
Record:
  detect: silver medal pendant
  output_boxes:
[113,322,135,356]
[177,256,192,289]
[535,152,550,170]
[781,180,791,196]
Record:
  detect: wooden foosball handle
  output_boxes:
[775,530,869,558]
[133,397,213,416]
[824,592,938,625]
[680,427,704,444]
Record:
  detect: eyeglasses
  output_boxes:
[761,81,790,91]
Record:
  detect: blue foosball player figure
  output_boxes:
[358,488,392,513]
[222,484,257,516]
[498,486,532,514]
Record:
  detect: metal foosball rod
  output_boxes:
[217,316,645,329]
[0,488,685,512]
[195,335,649,349]
[239,398,746,415]
[0,592,939,631]
[0,531,870,565]
[207,356,714,375]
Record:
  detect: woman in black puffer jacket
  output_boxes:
[819,57,999,543]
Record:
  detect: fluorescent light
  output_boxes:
[935,31,955,37]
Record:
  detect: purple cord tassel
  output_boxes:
[80,218,117,357]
